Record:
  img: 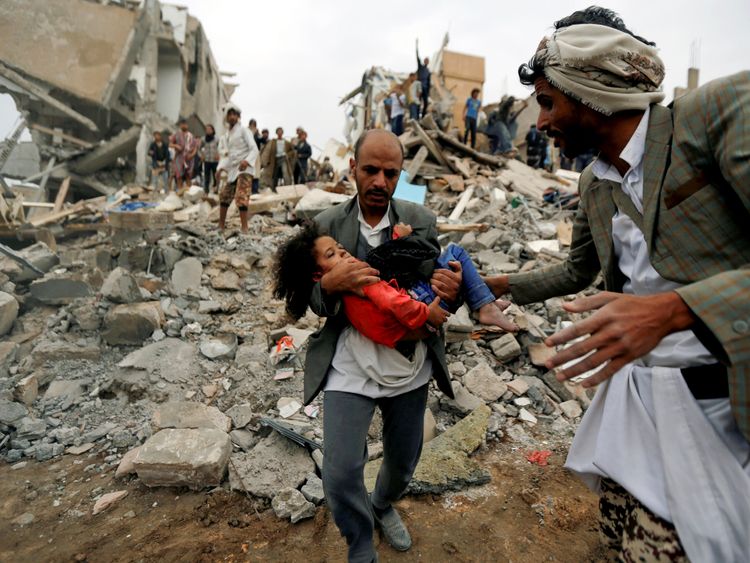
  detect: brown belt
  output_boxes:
[681,363,729,400]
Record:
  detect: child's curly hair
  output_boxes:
[272,221,323,320]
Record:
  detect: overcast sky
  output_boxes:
[1,0,749,154]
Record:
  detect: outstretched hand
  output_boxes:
[544,291,696,388]
[431,260,462,305]
[320,257,379,297]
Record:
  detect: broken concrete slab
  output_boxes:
[171,257,202,295]
[31,340,101,366]
[134,428,232,490]
[272,487,316,523]
[43,378,90,401]
[199,333,238,360]
[424,408,438,443]
[0,399,27,426]
[228,431,315,499]
[15,416,46,440]
[463,362,508,402]
[365,404,491,495]
[0,291,18,335]
[0,242,58,283]
[445,381,485,414]
[102,302,164,345]
[29,276,93,305]
[445,305,473,333]
[101,267,141,304]
[151,402,232,433]
[301,472,325,505]
[225,404,255,429]
[117,338,202,383]
[528,342,555,367]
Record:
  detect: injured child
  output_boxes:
[273,221,517,348]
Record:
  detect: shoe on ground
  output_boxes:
[372,499,412,552]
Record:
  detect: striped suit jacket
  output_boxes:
[508,71,750,440]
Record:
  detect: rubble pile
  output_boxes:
[0,143,589,522]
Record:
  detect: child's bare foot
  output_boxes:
[476,301,518,332]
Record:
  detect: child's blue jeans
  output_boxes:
[409,243,495,311]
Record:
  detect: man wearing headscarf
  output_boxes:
[485,7,750,561]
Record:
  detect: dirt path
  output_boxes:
[0,443,603,562]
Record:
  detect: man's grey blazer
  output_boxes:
[303,196,455,404]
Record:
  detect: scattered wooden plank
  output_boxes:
[28,200,87,227]
[22,161,68,184]
[22,202,54,209]
[27,123,93,149]
[433,129,506,167]
[53,177,71,213]
[445,155,472,179]
[405,146,429,182]
[409,121,458,174]
[437,223,489,233]
[448,186,475,222]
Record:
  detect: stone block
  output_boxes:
[171,257,202,295]
[29,277,92,305]
[0,292,18,335]
[445,381,484,414]
[463,362,508,402]
[152,402,232,433]
[134,428,231,490]
[300,473,325,505]
[559,400,583,419]
[0,399,27,425]
[272,487,316,523]
[31,340,100,366]
[101,267,142,304]
[490,333,522,361]
[102,302,164,345]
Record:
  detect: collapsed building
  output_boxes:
[0,0,232,202]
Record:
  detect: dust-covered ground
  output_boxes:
[0,441,603,563]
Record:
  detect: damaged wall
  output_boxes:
[0,0,233,199]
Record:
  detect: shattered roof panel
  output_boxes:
[0,0,137,103]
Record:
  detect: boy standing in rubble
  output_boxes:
[486,7,750,561]
[147,130,170,193]
[216,105,259,234]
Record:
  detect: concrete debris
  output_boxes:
[559,400,583,420]
[101,267,142,304]
[463,362,508,402]
[0,399,28,425]
[29,276,93,305]
[228,432,315,499]
[199,333,238,360]
[171,257,203,296]
[134,428,232,490]
[300,472,325,505]
[0,291,18,334]
[490,334,522,361]
[92,490,128,515]
[102,302,164,345]
[366,405,491,495]
[272,487,317,523]
[152,402,232,433]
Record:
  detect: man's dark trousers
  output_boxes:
[322,384,428,563]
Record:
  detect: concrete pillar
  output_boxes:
[135,123,150,185]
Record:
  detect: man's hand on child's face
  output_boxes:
[394,223,413,238]
[431,260,462,305]
[427,297,450,328]
[320,257,379,296]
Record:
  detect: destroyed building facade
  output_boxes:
[0,0,232,198]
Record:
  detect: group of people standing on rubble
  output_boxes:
[146,115,319,198]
